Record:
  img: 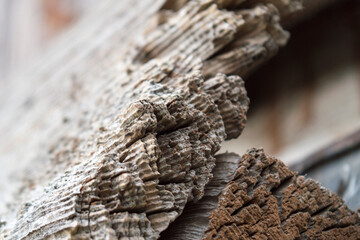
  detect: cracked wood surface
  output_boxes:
[0,0,346,239]
[162,149,360,239]
[204,149,360,239]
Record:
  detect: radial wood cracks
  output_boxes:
[161,149,360,239]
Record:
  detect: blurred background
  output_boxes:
[0,0,96,83]
[224,0,360,164]
[0,0,359,209]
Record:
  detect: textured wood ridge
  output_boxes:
[2,0,259,236]
[0,0,310,239]
[203,149,360,239]
[131,0,291,78]
[5,60,248,240]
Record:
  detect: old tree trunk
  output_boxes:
[0,0,359,239]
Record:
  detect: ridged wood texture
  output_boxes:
[0,0,306,239]
[7,63,248,240]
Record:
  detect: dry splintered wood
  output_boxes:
[131,0,291,78]
[2,60,248,240]
[162,149,360,239]
[2,0,346,239]
[0,1,292,238]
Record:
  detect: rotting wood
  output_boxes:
[130,1,290,78]
[0,0,349,239]
[204,149,360,239]
[1,1,284,238]
[162,149,360,239]
[5,60,248,239]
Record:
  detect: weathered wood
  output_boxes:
[4,61,248,239]
[205,149,360,239]
[0,0,348,239]
[160,153,241,239]
[162,149,360,239]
